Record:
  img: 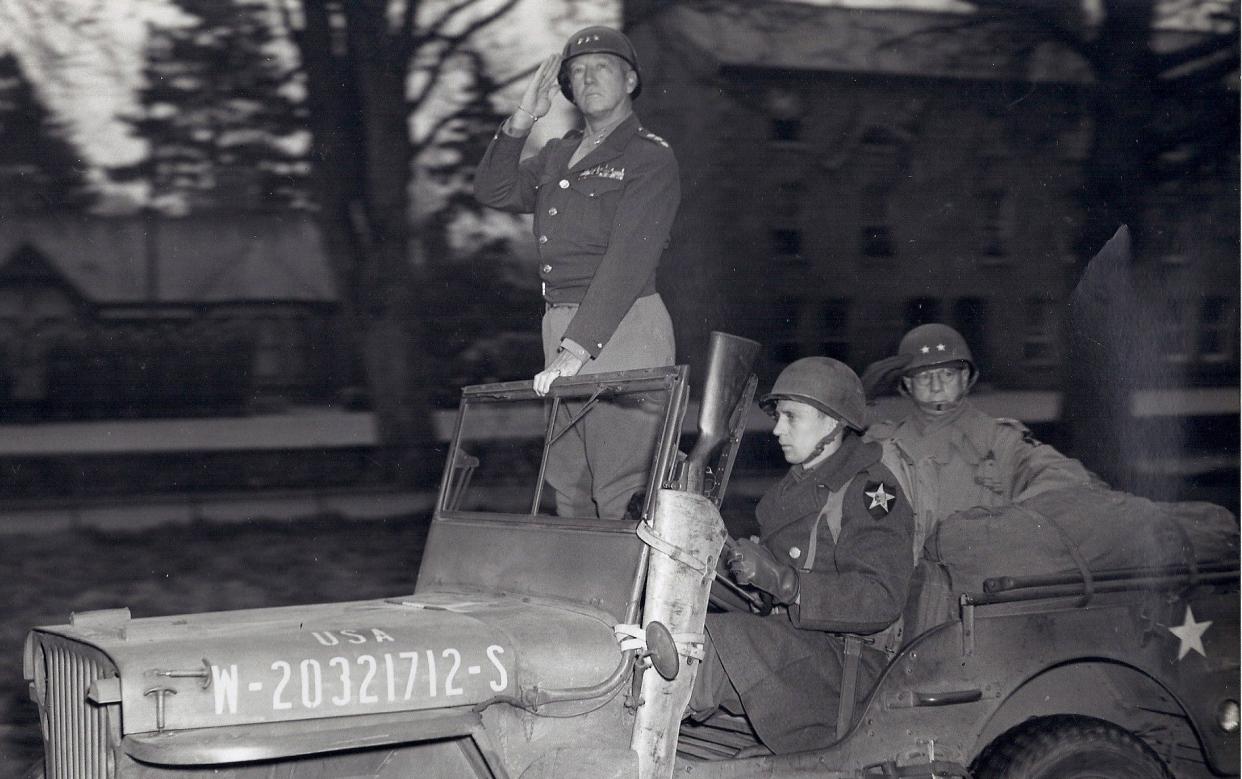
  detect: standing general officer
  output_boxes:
[474,25,679,519]
[688,358,915,753]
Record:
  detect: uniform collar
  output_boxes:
[904,400,990,460]
[790,433,880,491]
[567,112,641,171]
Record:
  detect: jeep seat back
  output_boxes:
[901,557,957,647]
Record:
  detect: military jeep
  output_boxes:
[23,334,1241,778]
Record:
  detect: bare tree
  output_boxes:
[272,0,526,484]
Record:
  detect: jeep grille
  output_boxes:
[33,635,118,779]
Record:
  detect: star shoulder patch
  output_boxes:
[864,481,896,517]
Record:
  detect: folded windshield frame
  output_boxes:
[435,366,690,525]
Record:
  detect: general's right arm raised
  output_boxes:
[473,124,547,214]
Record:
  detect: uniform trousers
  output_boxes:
[688,612,888,754]
[541,293,674,519]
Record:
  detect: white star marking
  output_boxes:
[935,343,946,351]
[865,483,895,512]
[920,345,930,354]
[1168,605,1211,660]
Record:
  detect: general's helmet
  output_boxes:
[557,26,642,103]
[759,357,867,431]
[898,323,976,377]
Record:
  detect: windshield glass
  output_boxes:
[439,367,687,521]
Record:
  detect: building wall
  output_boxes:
[633,10,1239,392]
[0,235,345,417]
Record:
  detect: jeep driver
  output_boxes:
[689,357,915,754]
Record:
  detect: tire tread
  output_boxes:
[973,714,1172,779]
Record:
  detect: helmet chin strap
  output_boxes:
[903,370,978,417]
[918,397,964,417]
[799,425,844,467]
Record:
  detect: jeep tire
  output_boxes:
[972,714,1171,779]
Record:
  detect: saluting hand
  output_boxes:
[512,54,562,130]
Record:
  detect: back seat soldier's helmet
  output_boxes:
[759,357,867,432]
[558,26,643,103]
[898,323,978,384]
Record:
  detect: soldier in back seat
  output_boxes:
[863,323,1098,538]
[687,357,915,754]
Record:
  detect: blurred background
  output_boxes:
[0,0,1237,767]
[0,0,1234,514]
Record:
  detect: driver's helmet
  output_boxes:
[557,26,642,102]
[759,357,867,432]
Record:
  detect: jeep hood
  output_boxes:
[28,590,622,734]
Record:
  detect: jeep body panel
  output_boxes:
[26,591,621,738]
[24,358,1239,779]
[672,583,1237,776]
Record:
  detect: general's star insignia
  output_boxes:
[935,343,946,351]
[1168,605,1211,660]
[865,482,895,513]
[920,345,930,354]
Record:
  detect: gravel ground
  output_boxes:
[0,513,430,774]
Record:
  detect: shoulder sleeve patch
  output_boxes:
[863,480,897,518]
[638,127,670,148]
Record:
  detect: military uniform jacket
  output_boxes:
[869,400,1095,536]
[473,113,680,357]
[705,435,915,753]
[756,434,915,632]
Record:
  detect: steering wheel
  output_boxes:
[709,569,774,615]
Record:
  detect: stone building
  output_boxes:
[629,3,1239,390]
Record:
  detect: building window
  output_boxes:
[859,127,902,180]
[980,188,1013,259]
[770,228,802,258]
[253,318,284,380]
[860,185,893,257]
[818,299,851,362]
[1022,297,1057,366]
[762,297,802,365]
[772,117,802,142]
[1163,300,1191,364]
[766,88,804,143]
[253,315,307,385]
[1197,296,1235,364]
[953,297,989,374]
[770,180,805,263]
[775,180,804,217]
[905,297,941,331]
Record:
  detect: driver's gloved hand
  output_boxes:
[727,538,800,605]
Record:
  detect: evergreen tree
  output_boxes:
[111,0,309,213]
[0,53,93,213]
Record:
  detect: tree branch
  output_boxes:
[414,0,479,47]
[407,0,522,114]
[274,0,306,51]
[1154,33,1238,76]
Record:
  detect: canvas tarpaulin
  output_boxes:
[925,485,1239,594]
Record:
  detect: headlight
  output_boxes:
[1217,699,1240,734]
